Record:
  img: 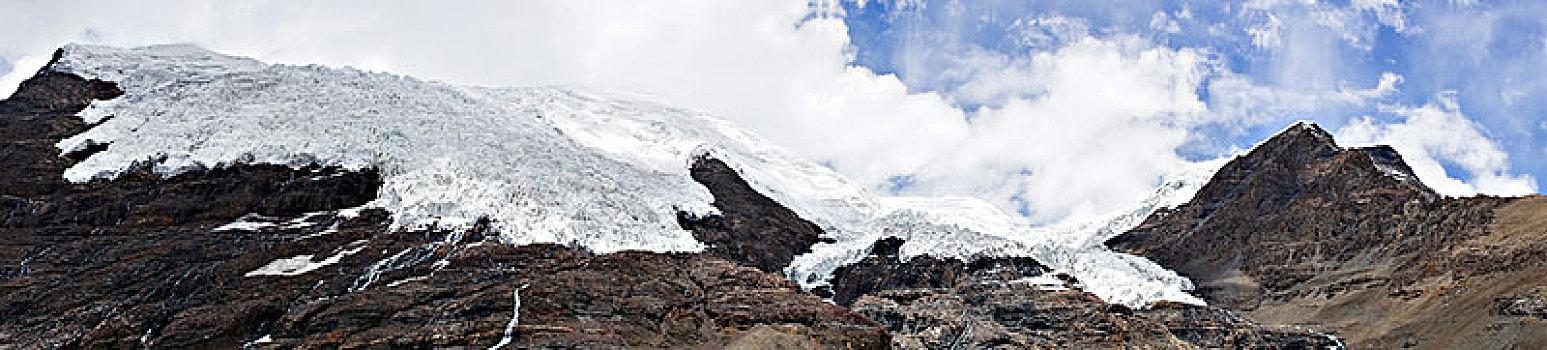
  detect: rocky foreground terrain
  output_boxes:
[1,47,1538,349]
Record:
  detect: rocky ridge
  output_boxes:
[1110,122,1547,348]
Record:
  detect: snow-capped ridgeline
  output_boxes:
[50,44,1213,307]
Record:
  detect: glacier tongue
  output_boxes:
[52,44,714,254]
[783,168,1220,307]
[50,44,1215,307]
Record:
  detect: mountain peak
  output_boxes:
[1225,120,1435,198]
[1251,120,1340,157]
[1108,126,1539,348]
[1108,121,1458,310]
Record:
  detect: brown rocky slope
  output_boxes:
[1109,122,1547,348]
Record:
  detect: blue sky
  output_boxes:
[837,0,1547,195]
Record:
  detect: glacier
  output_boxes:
[47,44,1215,307]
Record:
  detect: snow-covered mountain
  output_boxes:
[49,44,1211,307]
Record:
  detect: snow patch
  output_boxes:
[212,213,283,232]
[242,334,273,348]
[491,284,527,349]
[245,244,366,277]
[1007,274,1073,291]
[1372,162,1414,182]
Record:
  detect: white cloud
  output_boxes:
[1241,0,1408,53]
[1336,95,1537,196]
[1150,11,1182,34]
[1352,0,1407,31]
[1246,12,1285,49]
[1207,71,1402,126]
[0,55,50,98]
[903,38,1213,224]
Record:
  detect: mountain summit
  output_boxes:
[1110,121,1547,348]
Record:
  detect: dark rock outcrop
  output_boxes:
[0,58,382,229]
[0,51,121,197]
[835,238,1340,349]
[678,156,833,273]
[828,237,1050,306]
[1109,122,1547,348]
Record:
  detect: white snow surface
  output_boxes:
[245,244,366,277]
[54,44,716,254]
[51,44,1215,307]
[785,160,1223,306]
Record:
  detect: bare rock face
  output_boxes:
[1108,122,1547,348]
[836,238,1341,349]
[678,156,833,273]
[0,62,888,349]
[827,237,1050,307]
[0,51,120,197]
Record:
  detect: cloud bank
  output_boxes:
[0,0,1537,228]
[1338,95,1537,196]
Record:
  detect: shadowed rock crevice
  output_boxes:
[678,155,834,273]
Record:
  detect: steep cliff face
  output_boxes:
[1109,122,1547,348]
